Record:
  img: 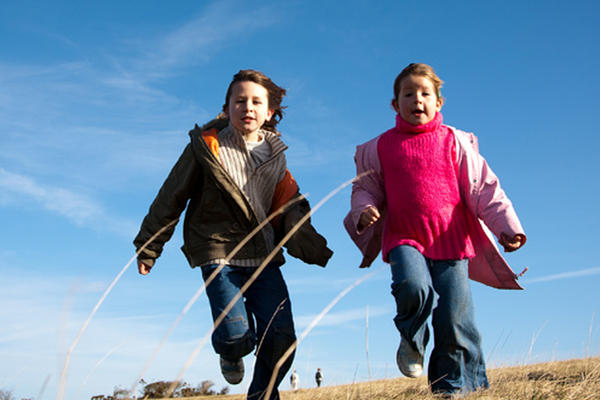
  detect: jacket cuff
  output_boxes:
[138,258,155,268]
[353,204,375,235]
[137,248,158,267]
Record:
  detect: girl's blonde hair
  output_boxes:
[393,63,444,105]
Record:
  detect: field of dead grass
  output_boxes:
[175,357,600,400]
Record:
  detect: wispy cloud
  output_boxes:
[0,0,284,196]
[135,0,278,74]
[287,275,360,288]
[0,168,136,236]
[524,267,600,284]
[287,269,388,295]
[294,305,390,329]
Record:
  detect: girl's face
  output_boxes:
[392,74,442,125]
[226,80,273,137]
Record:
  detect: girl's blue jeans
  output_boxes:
[201,263,296,400]
[388,245,489,394]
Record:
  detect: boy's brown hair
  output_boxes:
[223,69,287,133]
[393,63,444,105]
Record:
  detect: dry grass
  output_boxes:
[172,357,600,400]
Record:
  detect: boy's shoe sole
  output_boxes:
[220,356,244,384]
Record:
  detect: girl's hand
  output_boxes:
[358,206,381,231]
[138,260,153,275]
[499,233,526,252]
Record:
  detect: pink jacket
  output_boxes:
[344,125,526,289]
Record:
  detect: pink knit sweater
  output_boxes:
[378,112,475,261]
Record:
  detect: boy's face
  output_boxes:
[226,80,273,136]
[392,74,442,126]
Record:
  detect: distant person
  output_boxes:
[134,69,333,400]
[315,367,323,387]
[344,63,526,397]
[290,369,299,391]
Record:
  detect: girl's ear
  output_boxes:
[391,99,400,113]
[436,97,443,111]
[265,109,274,121]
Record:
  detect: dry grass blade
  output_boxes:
[263,266,383,400]
[255,298,288,359]
[586,312,595,359]
[165,173,370,397]
[57,218,178,400]
[366,305,371,381]
[525,321,547,365]
[37,374,50,400]
[246,298,288,397]
[75,345,121,400]
[130,196,304,395]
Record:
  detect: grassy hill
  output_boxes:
[174,357,599,400]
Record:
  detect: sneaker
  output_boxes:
[220,356,244,384]
[396,340,423,378]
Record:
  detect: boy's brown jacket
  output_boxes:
[133,116,333,269]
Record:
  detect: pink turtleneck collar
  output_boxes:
[395,112,443,134]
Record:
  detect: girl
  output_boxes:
[344,63,526,396]
[134,69,333,400]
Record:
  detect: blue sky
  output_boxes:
[1,0,600,399]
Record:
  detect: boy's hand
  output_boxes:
[138,260,152,275]
[499,233,526,252]
[358,206,380,231]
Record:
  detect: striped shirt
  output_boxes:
[202,124,288,267]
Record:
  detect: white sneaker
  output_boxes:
[396,340,423,378]
[220,356,244,384]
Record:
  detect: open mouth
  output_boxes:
[412,109,424,116]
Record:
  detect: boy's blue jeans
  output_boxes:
[201,263,296,400]
[388,245,489,394]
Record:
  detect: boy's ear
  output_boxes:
[391,99,400,113]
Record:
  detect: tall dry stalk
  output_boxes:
[366,305,371,381]
[247,297,288,395]
[130,196,304,395]
[263,266,383,400]
[165,173,371,397]
[345,363,360,400]
[587,312,595,359]
[75,345,121,400]
[525,321,547,365]
[255,298,288,359]
[37,374,50,400]
[486,328,508,367]
[57,218,178,400]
